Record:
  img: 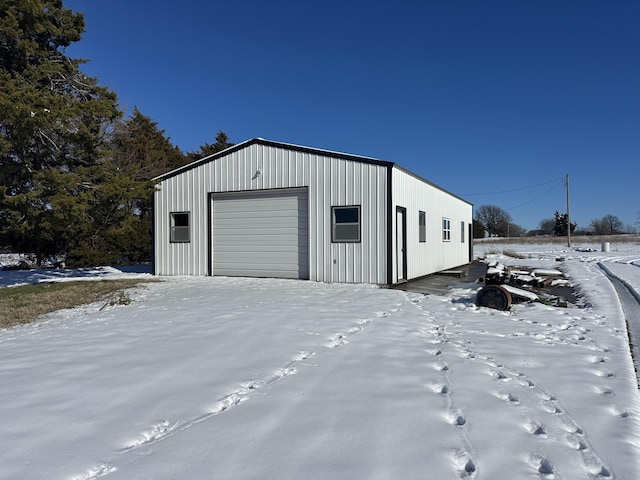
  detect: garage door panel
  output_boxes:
[212,189,309,279]
[215,209,304,219]
[214,220,302,230]
[215,243,307,252]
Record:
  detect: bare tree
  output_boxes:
[590,214,624,234]
[538,218,555,235]
[508,223,527,237]
[475,205,512,237]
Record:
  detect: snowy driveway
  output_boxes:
[1,244,640,479]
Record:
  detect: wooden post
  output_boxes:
[566,174,571,248]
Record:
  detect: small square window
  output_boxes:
[419,211,426,243]
[442,217,451,242]
[170,212,190,243]
[332,206,360,242]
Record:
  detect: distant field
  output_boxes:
[475,234,640,245]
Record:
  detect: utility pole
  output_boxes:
[566,174,571,247]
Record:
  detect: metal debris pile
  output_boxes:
[475,261,571,310]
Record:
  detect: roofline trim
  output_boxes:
[154,137,394,181]
[153,137,473,206]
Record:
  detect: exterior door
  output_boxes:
[396,207,407,281]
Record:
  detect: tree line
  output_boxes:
[473,205,638,239]
[0,0,233,267]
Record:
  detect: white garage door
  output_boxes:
[212,189,309,279]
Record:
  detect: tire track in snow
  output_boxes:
[599,262,640,388]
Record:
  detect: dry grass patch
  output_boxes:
[501,249,530,259]
[0,279,155,329]
[475,234,640,246]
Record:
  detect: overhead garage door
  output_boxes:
[212,189,309,279]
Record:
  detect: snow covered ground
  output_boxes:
[1,242,640,479]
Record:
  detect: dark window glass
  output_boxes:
[332,206,360,242]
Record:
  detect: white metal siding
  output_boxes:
[212,189,309,279]
[391,167,473,283]
[153,141,388,283]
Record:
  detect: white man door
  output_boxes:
[396,207,407,281]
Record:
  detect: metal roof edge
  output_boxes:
[392,164,474,207]
[153,138,473,207]
[154,138,396,181]
[152,138,257,181]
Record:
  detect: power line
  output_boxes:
[505,181,563,211]
[461,177,563,196]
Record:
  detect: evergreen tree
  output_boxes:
[0,0,134,265]
[186,130,234,162]
[553,211,576,236]
[472,219,486,239]
[1,1,230,266]
[101,109,188,264]
[109,108,186,180]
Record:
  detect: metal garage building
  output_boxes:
[153,138,473,285]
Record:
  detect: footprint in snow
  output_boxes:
[121,420,176,451]
[497,391,519,404]
[327,332,348,348]
[451,448,477,478]
[611,406,631,419]
[566,434,588,451]
[588,355,609,364]
[542,400,563,415]
[529,454,555,477]
[430,382,449,395]
[293,350,314,362]
[596,386,615,396]
[517,377,536,388]
[526,420,548,437]
[490,370,509,381]
[73,463,117,480]
[433,361,449,372]
[448,411,467,426]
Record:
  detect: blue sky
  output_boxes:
[65,0,639,232]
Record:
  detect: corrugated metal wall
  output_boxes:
[154,142,388,283]
[391,167,473,283]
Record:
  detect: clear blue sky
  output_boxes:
[65,0,639,232]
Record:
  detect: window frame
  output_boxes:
[419,211,426,243]
[442,217,451,242]
[170,211,191,243]
[331,205,361,243]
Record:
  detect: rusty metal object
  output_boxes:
[476,284,512,311]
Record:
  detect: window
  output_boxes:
[170,212,190,242]
[419,211,426,242]
[332,206,360,242]
[461,221,465,243]
[442,217,451,241]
